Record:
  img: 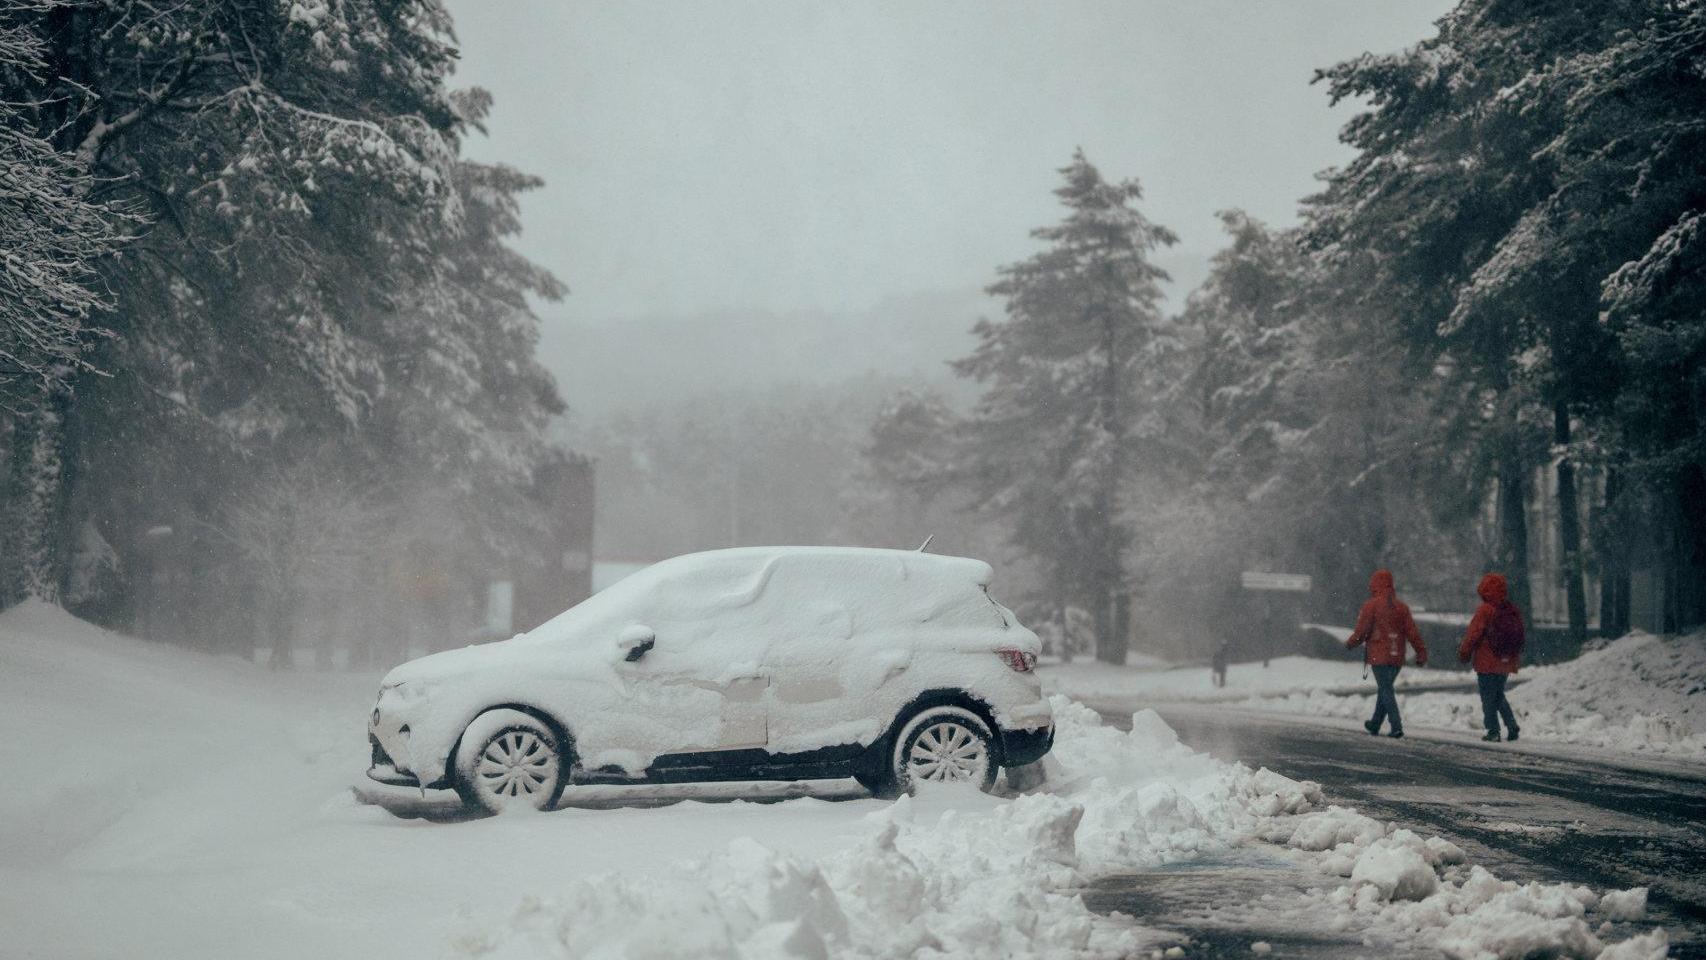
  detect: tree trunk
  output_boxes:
[1054,600,1073,664]
[266,585,296,670]
[1093,306,1130,667]
[1668,465,1706,632]
[13,382,75,603]
[1496,439,1532,616]
[1,416,22,607]
[1597,467,1631,637]
[1113,592,1131,661]
[1553,403,1588,642]
[1597,560,1623,637]
[1091,585,1116,664]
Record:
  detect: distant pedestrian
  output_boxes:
[1212,641,1229,688]
[1344,569,1427,738]
[1458,572,1523,742]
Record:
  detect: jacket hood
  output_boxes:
[1478,573,1508,604]
[1368,569,1395,598]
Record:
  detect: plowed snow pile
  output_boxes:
[1261,806,1670,960]
[0,601,1673,959]
[459,703,1668,960]
[455,700,1325,959]
[1041,655,1460,704]
[1246,632,1706,760]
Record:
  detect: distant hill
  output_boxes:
[538,243,1207,424]
[537,288,993,421]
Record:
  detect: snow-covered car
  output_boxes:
[367,546,1054,813]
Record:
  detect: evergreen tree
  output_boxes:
[1565,5,1706,630]
[1168,213,1484,634]
[0,1,126,403]
[953,150,1177,664]
[0,0,467,602]
[0,1,130,602]
[1179,211,1314,493]
[1304,0,1693,634]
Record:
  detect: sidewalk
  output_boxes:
[1040,655,1469,705]
[1129,700,1706,781]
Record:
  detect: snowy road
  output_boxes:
[1089,703,1706,959]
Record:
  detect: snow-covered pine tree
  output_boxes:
[1569,5,1706,631]
[1,0,468,604]
[357,152,568,594]
[1170,213,1459,633]
[0,3,124,402]
[954,150,1177,664]
[0,3,130,604]
[1179,212,1314,493]
[1309,0,1706,633]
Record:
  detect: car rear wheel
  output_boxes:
[452,709,567,815]
[890,705,998,794]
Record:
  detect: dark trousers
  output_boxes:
[1477,672,1518,735]
[1370,664,1402,733]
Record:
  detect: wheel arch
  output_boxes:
[445,701,579,779]
[879,687,1006,767]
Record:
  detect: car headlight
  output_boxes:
[372,680,432,725]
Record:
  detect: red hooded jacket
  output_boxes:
[1345,570,1427,667]
[1459,573,1523,675]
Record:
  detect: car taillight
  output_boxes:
[997,648,1036,673]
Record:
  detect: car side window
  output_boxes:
[625,559,773,661]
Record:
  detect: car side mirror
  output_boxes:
[618,623,656,662]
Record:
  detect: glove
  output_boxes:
[1416,656,1428,668]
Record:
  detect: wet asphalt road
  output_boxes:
[1085,704,1706,959]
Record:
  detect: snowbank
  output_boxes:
[0,600,1306,959]
[1241,632,1706,760]
[0,601,1676,960]
[1041,654,1460,704]
[460,700,1669,960]
[456,698,1326,959]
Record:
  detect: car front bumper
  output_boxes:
[368,761,420,787]
[367,735,450,790]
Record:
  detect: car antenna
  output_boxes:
[916,534,935,553]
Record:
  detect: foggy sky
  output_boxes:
[444,1,1450,335]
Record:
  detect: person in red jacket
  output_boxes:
[1459,572,1523,742]
[1344,569,1427,738]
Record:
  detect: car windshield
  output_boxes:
[522,562,668,644]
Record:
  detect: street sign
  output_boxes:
[1241,571,1312,592]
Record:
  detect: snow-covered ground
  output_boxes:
[0,601,1673,958]
[1236,633,1706,762]
[1042,654,1462,704]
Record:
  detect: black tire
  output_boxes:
[451,708,569,815]
[888,705,999,794]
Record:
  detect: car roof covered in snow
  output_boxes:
[525,546,999,644]
[645,546,993,582]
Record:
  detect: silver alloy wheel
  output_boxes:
[906,720,990,783]
[474,729,559,808]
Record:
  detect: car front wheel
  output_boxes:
[452,709,567,815]
[889,705,999,794]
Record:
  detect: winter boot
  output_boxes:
[1482,731,1501,742]
[1364,720,1380,736]
[1387,729,1404,739]
[1506,727,1519,742]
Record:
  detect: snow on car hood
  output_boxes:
[380,632,610,689]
